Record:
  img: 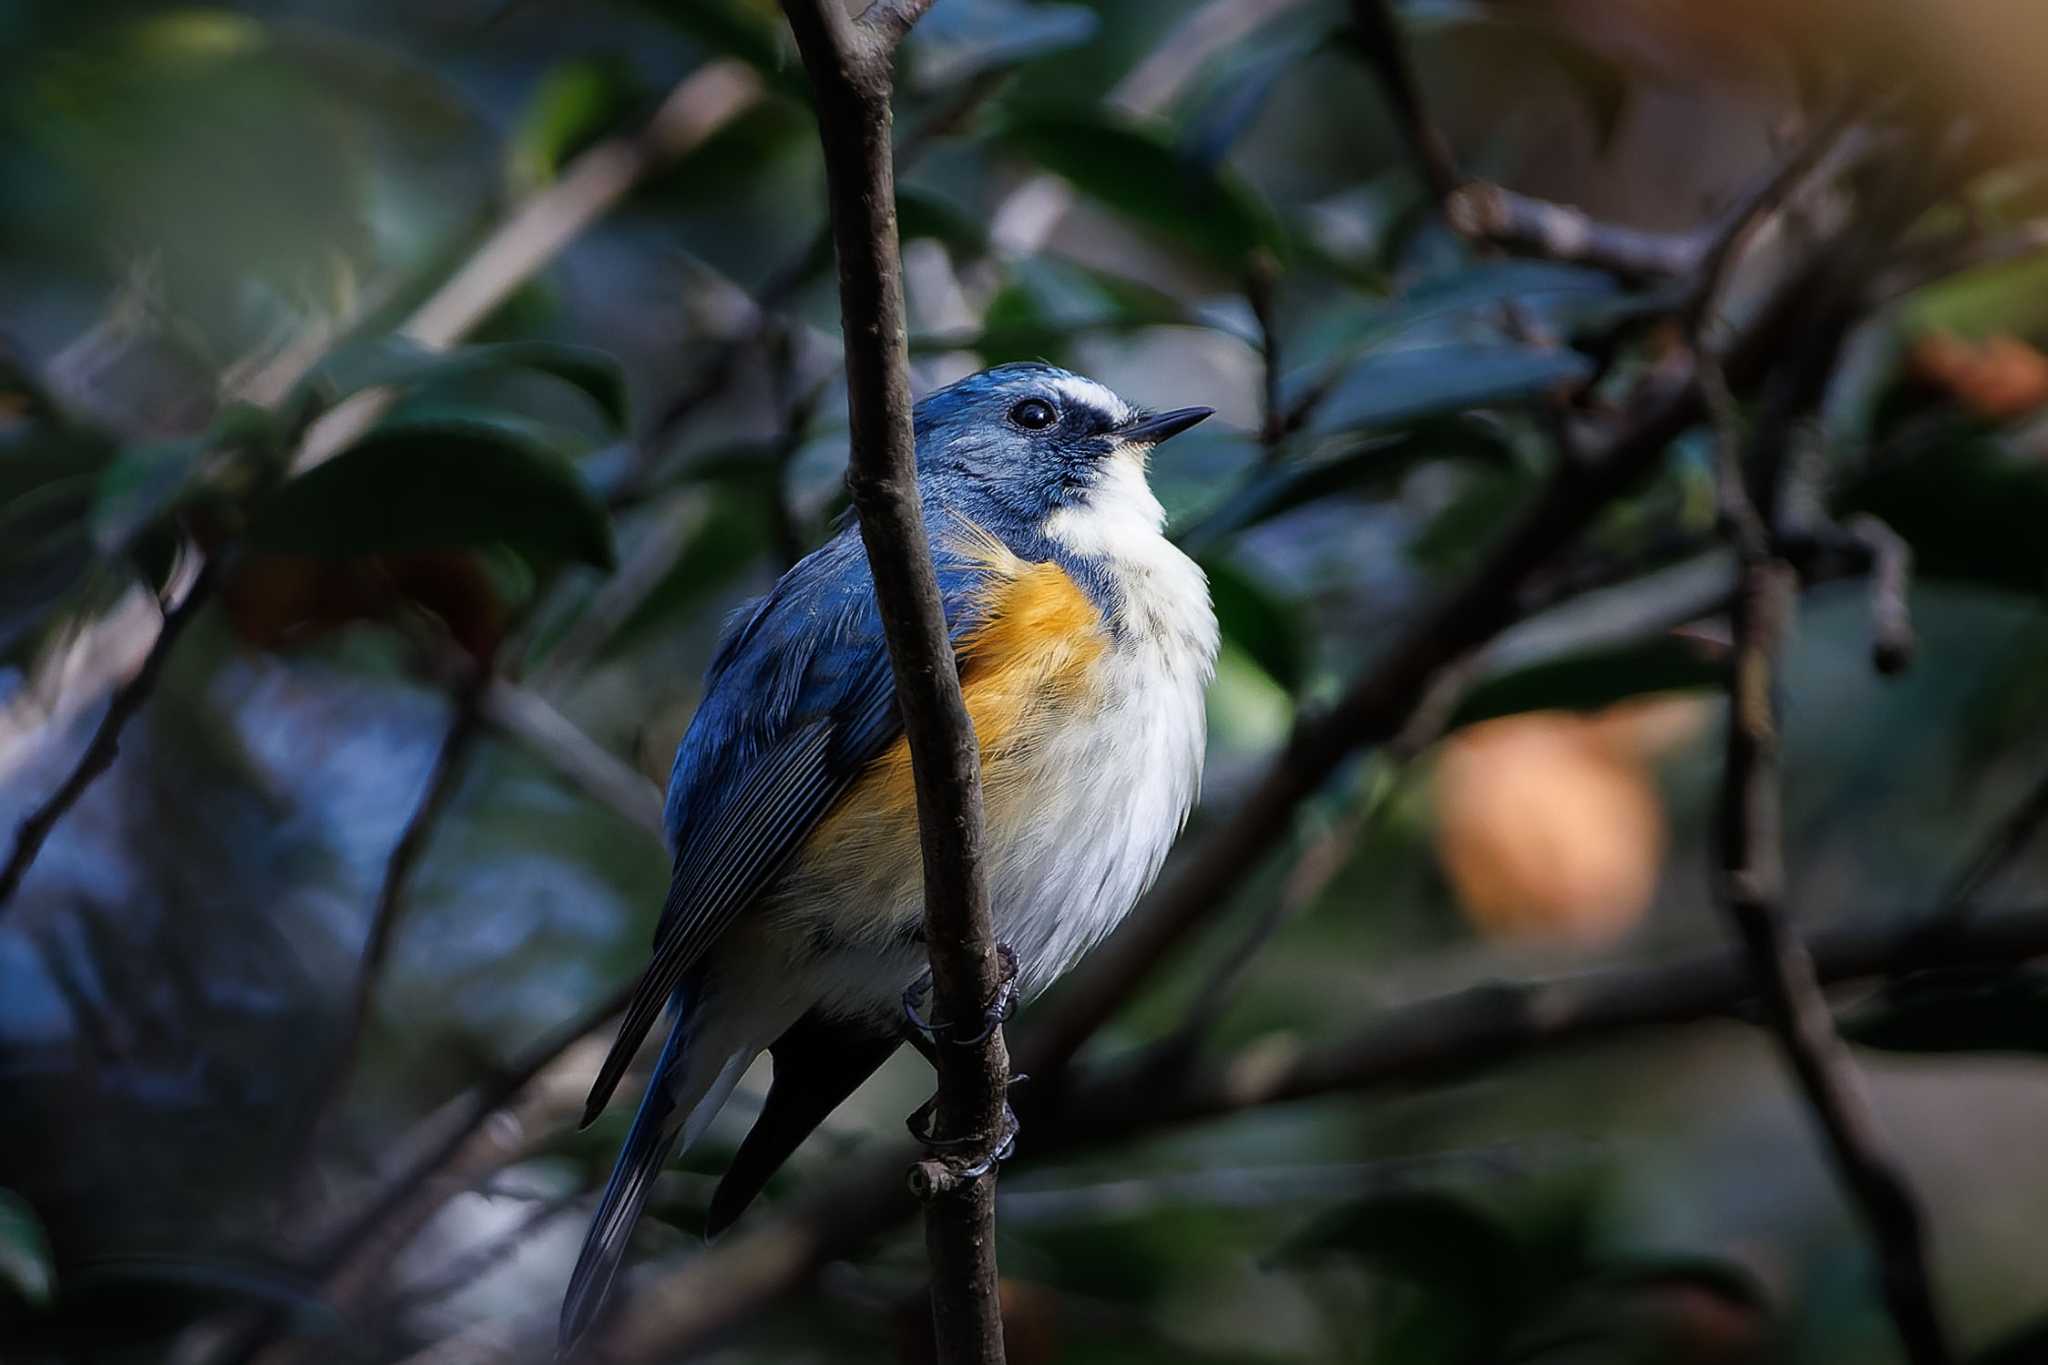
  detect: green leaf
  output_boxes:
[1272,1188,1525,1309]
[1840,432,2048,597]
[0,1190,54,1309]
[1408,465,1537,574]
[1178,34,1323,170]
[508,57,637,190]
[1177,416,1516,555]
[634,0,804,98]
[914,256,1190,360]
[90,436,210,556]
[998,113,1283,269]
[897,185,992,259]
[1306,345,1591,437]
[1841,968,2048,1055]
[1899,254,2048,341]
[245,412,616,569]
[307,338,630,431]
[1446,633,1727,731]
[1202,556,1308,692]
[904,0,1099,92]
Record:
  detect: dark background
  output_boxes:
[4,1,2048,1361]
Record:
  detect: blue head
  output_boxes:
[911,362,1211,552]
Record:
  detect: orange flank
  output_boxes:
[805,532,1108,859]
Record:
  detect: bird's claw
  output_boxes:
[906,1095,1021,1178]
[899,943,1020,1047]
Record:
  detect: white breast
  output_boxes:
[989,448,1218,994]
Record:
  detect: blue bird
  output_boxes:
[560,363,1217,1350]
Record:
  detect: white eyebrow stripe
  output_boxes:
[1049,374,1133,426]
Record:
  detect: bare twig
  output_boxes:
[1347,0,1462,204]
[777,4,1008,1365]
[427,898,2048,1364]
[1448,184,1709,281]
[302,671,490,1159]
[479,680,665,837]
[0,555,218,914]
[1934,767,2048,928]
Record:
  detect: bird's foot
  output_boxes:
[906,1089,1022,1178]
[899,943,1020,1047]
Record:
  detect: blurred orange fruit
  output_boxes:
[1432,700,1702,945]
[1907,330,2048,422]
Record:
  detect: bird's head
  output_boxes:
[913,362,1211,555]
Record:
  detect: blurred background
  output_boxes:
[5,1,2048,1362]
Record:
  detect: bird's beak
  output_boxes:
[1119,406,1213,447]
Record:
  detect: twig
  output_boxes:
[292,61,764,476]
[479,680,665,837]
[0,555,218,914]
[1346,0,1462,204]
[301,671,490,1160]
[1247,251,1285,456]
[1447,184,1709,281]
[385,1184,592,1314]
[1933,767,2048,929]
[1707,197,1954,1365]
[777,5,1008,1365]
[436,899,2048,1363]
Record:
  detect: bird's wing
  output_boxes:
[579,520,999,1125]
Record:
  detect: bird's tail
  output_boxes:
[558,1012,752,1357]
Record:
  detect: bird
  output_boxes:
[559,361,1218,1352]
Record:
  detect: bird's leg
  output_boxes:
[902,943,1023,1163]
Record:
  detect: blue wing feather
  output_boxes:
[580,515,995,1125]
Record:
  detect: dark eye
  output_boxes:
[1008,397,1057,430]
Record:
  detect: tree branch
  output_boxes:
[777,4,1009,1365]
[0,556,218,914]
[1347,0,1463,204]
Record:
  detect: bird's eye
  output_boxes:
[1008,397,1058,430]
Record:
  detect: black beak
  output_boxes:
[1119,406,1213,446]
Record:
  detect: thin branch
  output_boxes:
[777,6,1009,1365]
[1347,0,1463,205]
[479,680,665,837]
[1447,184,1709,281]
[1934,766,2048,929]
[456,900,2048,1364]
[0,555,218,914]
[301,671,490,1159]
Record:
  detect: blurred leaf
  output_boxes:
[90,435,210,556]
[1177,415,1516,554]
[1307,345,1591,437]
[1273,1187,1525,1309]
[1900,254,2048,341]
[20,13,370,334]
[1202,556,1308,692]
[307,337,631,431]
[1409,465,1537,573]
[1972,1315,2048,1365]
[999,113,1283,269]
[605,487,773,657]
[1178,34,1323,170]
[898,184,992,259]
[0,1190,54,1309]
[916,257,1190,360]
[0,422,119,659]
[246,413,616,569]
[637,0,803,97]
[40,1256,338,1344]
[1447,634,1727,731]
[904,0,1098,92]
[1840,432,2048,596]
[509,57,638,191]
[1841,968,2048,1054]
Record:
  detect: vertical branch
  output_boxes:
[1347,0,1463,204]
[1710,298,1954,1365]
[777,4,1009,1365]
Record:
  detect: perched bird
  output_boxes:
[560,362,1218,1350]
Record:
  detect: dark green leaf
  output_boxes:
[915,257,1190,360]
[508,57,638,190]
[1408,465,1537,574]
[904,0,1099,92]
[1178,34,1321,169]
[1203,556,1308,692]
[1447,633,1727,732]
[0,1190,53,1309]
[1971,1315,2048,1365]
[1177,416,1516,555]
[90,436,210,555]
[635,0,804,98]
[246,413,616,569]
[308,338,630,431]
[898,185,992,259]
[605,487,774,658]
[998,113,1283,269]
[1840,433,2048,597]
[1306,345,1591,437]
[1841,968,2048,1055]
[1272,1187,1525,1310]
